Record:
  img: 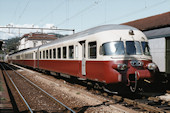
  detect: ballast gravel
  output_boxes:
[15,65,137,113]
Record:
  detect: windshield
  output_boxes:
[141,42,151,56]
[102,41,125,55]
[102,41,150,56]
[126,41,142,55]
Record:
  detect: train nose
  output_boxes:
[126,60,152,85]
[126,67,152,86]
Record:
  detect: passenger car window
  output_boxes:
[53,48,56,59]
[49,49,52,59]
[88,42,97,59]
[69,45,74,59]
[40,51,41,59]
[57,48,61,59]
[36,52,37,59]
[46,50,48,59]
[43,51,45,59]
[63,47,67,59]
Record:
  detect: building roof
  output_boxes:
[122,12,170,31]
[144,27,170,39]
[21,33,58,40]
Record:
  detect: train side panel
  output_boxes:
[38,60,81,77]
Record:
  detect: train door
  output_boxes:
[21,53,24,65]
[166,37,170,74]
[79,41,86,76]
[36,48,39,69]
[33,51,36,68]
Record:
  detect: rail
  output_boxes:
[1,63,76,113]
[0,63,33,113]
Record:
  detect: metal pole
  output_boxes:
[19,28,20,38]
[8,28,10,33]
[41,29,43,33]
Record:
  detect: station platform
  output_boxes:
[0,69,13,113]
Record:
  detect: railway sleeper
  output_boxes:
[124,98,166,113]
[112,94,167,113]
[148,97,170,106]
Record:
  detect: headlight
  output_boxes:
[147,63,157,70]
[117,64,127,71]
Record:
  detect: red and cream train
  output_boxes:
[7,24,158,92]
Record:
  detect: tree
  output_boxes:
[3,37,20,53]
[0,41,3,50]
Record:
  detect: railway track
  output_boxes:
[85,83,170,113]
[28,66,170,113]
[44,71,169,113]
[45,72,170,113]
[0,63,75,113]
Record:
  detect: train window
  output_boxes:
[53,48,56,59]
[16,55,20,59]
[43,51,45,59]
[25,54,27,59]
[63,47,67,59]
[69,45,74,59]
[57,48,61,59]
[102,41,125,55]
[88,41,97,59]
[46,50,48,59]
[126,41,142,55]
[28,53,31,59]
[40,51,41,59]
[49,49,52,59]
[28,53,30,59]
[141,42,150,56]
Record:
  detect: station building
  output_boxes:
[18,33,58,50]
[122,12,170,76]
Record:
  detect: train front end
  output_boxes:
[100,28,158,92]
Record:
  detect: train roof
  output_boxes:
[40,24,138,48]
[9,48,31,55]
[9,24,139,55]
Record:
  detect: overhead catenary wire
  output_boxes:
[35,0,65,25]
[78,0,104,30]
[101,0,168,24]
[56,0,102,27]
[16,0,31,24]
[0,30,25,36]
[10,0,20,23]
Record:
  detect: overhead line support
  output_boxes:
[0,26,75,34]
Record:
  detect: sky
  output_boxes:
[0,0,170,40]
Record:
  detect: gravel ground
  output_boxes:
[159,93,170,101]
[12,65,137,113]
[5,67,68,112]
